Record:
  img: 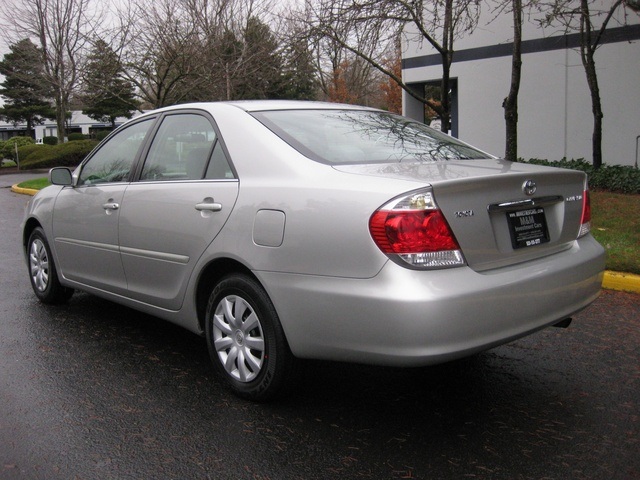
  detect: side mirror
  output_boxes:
[49,167,73,186]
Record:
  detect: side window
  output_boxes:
[205,140,234,179]
[140,114,216,181]
[79,119,153,186]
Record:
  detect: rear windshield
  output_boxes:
[252,109,489,164]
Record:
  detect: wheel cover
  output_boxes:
[29,238,49,293]
[213,295,265,382]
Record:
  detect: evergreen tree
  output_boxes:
[0,39,55,137]
[211,17,290,101]
[278,35,318,101]
[81,39,138,128]
[240,16,285,99]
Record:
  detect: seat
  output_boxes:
[185,147,210,180]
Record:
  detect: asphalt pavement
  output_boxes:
[1,171,639,480]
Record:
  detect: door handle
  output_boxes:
[102,202,120,211]
[195,203,222,212]
[195,199,222,212]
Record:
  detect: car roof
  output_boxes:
[148,100,379,115]
[225,100,377,113]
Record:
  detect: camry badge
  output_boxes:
[522,180,537,196]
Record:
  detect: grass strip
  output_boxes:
[17,177,51,190]
[590,190,640,275]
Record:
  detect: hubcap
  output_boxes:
[213,295,265,382]
[29,239,49,292]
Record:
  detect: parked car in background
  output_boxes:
[22,101,605,401]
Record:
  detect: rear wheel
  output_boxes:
[205,274,294,401]
[27,227,74,304]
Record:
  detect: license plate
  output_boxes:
[507,207,550,249]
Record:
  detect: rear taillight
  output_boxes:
[369,189,465,269]
[578,188,591,238]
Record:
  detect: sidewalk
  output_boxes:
[7,173,640,295]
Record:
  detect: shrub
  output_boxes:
[95,130,112,142]
[19,140,98,170]
[43,136,58,145]
[17,144,49,163]
[521,158,640,194]
[68,133,87,141]
[2,136,35,160]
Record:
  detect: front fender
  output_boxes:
[21,185,65,252]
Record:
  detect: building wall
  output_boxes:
[0,111,141,142]
[402,3,640,167]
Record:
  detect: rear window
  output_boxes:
[252,109,489,164]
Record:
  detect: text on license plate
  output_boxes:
[506,207,550,249]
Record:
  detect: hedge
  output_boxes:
[18,140,99,170]
[2,136,35,160]
[67,133,88,141]
[520,158,640,194]
[15,144,46,163]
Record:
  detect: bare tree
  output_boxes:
[296,2,378,104]
[541,0,639,168]
[112,0,288,105]
[0,0,97,142]
[297,0,481,132]
[494,0,524,162]
[186,0,287,101]
[111,0,204,108]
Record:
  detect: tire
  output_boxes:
[205,274,294,401]
[27,227,74,304]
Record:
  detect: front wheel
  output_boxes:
[27,227,74,304]
[205,274,294,401]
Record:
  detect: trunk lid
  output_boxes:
[334,159,588,272]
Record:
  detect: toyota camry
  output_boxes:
[22,101,606,401]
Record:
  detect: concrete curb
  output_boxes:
[11,184,39,196]
[602,271,640,294]
[11,184,640,295]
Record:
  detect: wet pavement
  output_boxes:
[1,178,639,479]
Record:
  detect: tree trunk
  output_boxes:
[27,118,34,139]
[55,96,66,143]
[503,0,523,162]
[577,0,618,170]
[583,51,603,169]
[439,0,454,133]
[439,53,451,133]
[226,63,232,101]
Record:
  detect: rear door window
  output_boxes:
[140,114,217,181]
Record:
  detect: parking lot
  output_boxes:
[1,176,639,479]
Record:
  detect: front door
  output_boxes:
[52,118,155,293]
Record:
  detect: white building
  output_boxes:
[401,3,640,167]
[0,111,139,142]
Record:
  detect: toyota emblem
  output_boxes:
[522,180,537,196]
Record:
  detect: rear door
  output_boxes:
[52,118,155,293]
[118,111,239,310]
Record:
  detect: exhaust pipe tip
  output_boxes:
[553,318,573,329]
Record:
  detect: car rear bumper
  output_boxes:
[256,235,605,366]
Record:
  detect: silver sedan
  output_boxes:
[22,101,605,401]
